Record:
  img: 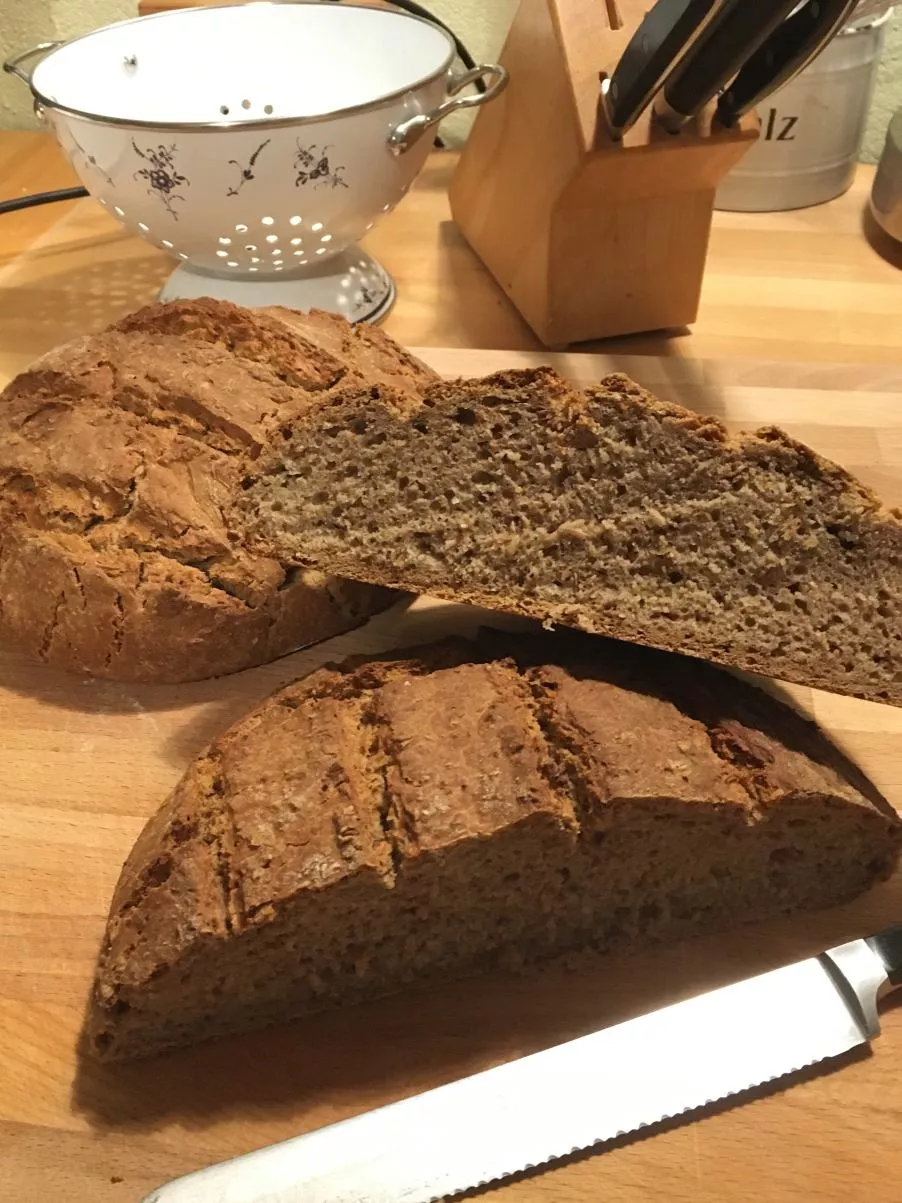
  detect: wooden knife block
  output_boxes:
[449,0,759,346]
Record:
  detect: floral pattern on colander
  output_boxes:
[132,140,189,219]
[293,142,348,191]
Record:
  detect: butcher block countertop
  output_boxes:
[2,131,902,1202]
[4,131,902,371]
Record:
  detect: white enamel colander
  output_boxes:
[4,2,507,321]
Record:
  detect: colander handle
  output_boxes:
[3,42,64,86]
[388,63,509,154]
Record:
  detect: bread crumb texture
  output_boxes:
[239,366,902,706]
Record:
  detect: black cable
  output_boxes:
[338,0,486,149]
[379,0,486,89]
[1,2,478,216]
[324,0,483,85]
[0,185,89,216]
[379,0,485,149]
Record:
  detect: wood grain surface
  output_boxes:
[4,132,902,372]
[1,346,901,1203]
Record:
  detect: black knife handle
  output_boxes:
[660,0,800,126]
[867,924,902,987]
[604,0,725,135]
[717,0,858,125]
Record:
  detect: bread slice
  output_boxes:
[86,629,901,1061]
[235,367,902,706]
[0,298,436,682]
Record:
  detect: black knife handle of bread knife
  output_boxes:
[867,924,902,987]
[717,0,858,125]
[661,0,800,123]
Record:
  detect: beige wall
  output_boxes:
[1,0,130,127]
[1,0,899,161]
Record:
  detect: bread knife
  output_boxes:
[601,0,729,137]
[654,0,801,133]
[141,923,901,1203]
[716,0,859,126]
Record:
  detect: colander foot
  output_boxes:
[157,247,395,324]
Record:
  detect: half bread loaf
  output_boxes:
[87,630,901,1060]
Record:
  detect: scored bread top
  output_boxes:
[92,629,900,1003]
[0,298,436,682]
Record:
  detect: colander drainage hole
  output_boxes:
[220,105,229,115]
[290,237,302,246]
[262,216,274,226]
[218,236,231,245]
[315,248,326,255]
[289,215,302,226]
[265,234,279,244]
[264,104,274,115]
[226,260,238,267]
[245,244,257,251]
[162,239,173,249]
[137,222,149,232]
[235,223,248,233]
[311,222,323,232]
[217,250,228,258]
[114,205,125,216]
[241,99,251,110]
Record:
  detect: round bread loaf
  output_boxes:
[0,298,436,682]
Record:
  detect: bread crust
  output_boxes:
[86,629,901,1060]
[0,299,437,681]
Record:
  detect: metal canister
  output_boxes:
[715,11,892,213]
[870,106,902,240]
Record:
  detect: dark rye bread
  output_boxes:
[236,367,902,706]
[86,629,901,1061]
[0,299,436,682]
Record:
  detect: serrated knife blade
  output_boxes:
[143,928,901,1203]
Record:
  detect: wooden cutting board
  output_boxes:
[2,349,901,1203]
